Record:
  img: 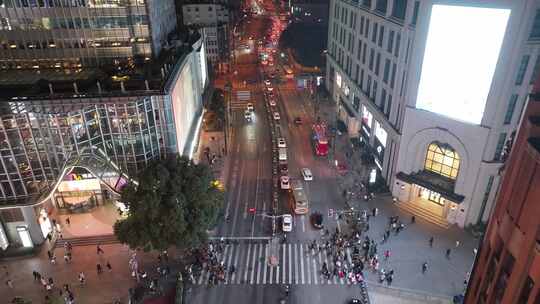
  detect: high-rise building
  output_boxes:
[464,77,540,304]
[181,1,230,69]
[326,0,540,228]
[0,0,177,69]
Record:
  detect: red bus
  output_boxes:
[312,123,329,156]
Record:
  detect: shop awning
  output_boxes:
[396,170,465,203]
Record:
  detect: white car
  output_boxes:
[273,112,280,120]
[301,168,313,181]
[264,79,271,86]
[244,110,252,121]
[280,175,290,189]
[282,214,292,232]
[277,137,286,148]
[246,103,254,112]
[268,99,276,107]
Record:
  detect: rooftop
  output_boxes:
[0,31,202,102]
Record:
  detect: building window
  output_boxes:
[390,63,397,88]
[369,48,374,71]
[515,55,530,85]
[383,59,390,83]
[529,55,540,84]
[372,23,378,43]
[386,94,392,117]
[392,0,408,21]
[387,30,394,53]
[394,33,401,57]
[494,133,507,161]
[381,89,386,112]
[503,94,518,125]
[477,176,494,223]
[365,19,370,38]
[424,142,460,180]
[360,16,364,34]
[412,1,420,26]
[375,0,387,14]
[529,10,540,40]
[378,25,384,47]
[375,52,381,76]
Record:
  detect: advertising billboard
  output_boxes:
[416,4,510,124]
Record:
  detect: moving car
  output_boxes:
[282,214,292,232]
[310,212,323,229]
[301,168,313,181]
[273,112,281,120]
[267,86,274,92]
[280,175,290,190]
[244,110,252,122]
[294,117,302,125]
[246,103,254,112]
[277,137,286,148]
[264,79,271,86]
[268,99,276,107]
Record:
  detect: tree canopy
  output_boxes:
[114,155,223,251]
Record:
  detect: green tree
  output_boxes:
[209,89,225,120]
[114,155,223,251]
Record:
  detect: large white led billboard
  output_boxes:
[416,5,510,124]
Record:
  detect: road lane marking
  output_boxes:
[263,244,268,284]
[231,245,240,283]
[226,245,234,284]
[250,243,257,284]
[250,156,261,231]
[300,243,305,284]
[256,244,263,284]
[294,244,299,284]
[288,243,292,284]
[312,256,318,285]
[243,244,252,283]
[306,248,311,284]
[230,160,245,236]
[301,215,306,232]
[270,256,275,284]
[282,244,286,284]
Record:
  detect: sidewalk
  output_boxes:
[312,93,477,299]
[0,243,177,303]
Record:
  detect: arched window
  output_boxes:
[424,142,460,180]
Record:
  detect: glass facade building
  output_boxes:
[0,0,177,69]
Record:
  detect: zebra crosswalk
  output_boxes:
[193,242,363,286]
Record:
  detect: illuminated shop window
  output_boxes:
[424,142,460,179]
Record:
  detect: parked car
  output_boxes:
[301,168,313,181]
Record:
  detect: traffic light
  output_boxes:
[328,209,334,218]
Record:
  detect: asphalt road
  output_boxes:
[187,0,361,303]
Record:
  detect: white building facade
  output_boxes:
[182,3,230,67]
[327,0,540,228]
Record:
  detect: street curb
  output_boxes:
[366,279,453,304]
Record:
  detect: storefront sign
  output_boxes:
[374,121,388,147]
[361,105,373,131]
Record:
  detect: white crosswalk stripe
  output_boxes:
[193,242,366,285]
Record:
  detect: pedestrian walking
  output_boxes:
[65,217,70,226]
[384,250,391,261]
[78,272,85,285]
[6,279,13,288]
[47,250,53,260]
[446,248,451,259]
[411,215,416,224]
[455,240,460,248]
[429,236,434,247]
[97,263,103,274]
[386,274,393,285]
[422,262,428,274]
[106,261,112,272]
[97,244,104,255]
[372,207,378,217]
[33,270,39,280]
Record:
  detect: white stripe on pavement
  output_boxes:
[250,243,257,284]
[300,243,305,284]
[288,244,292,284]
[243,243,252,283]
